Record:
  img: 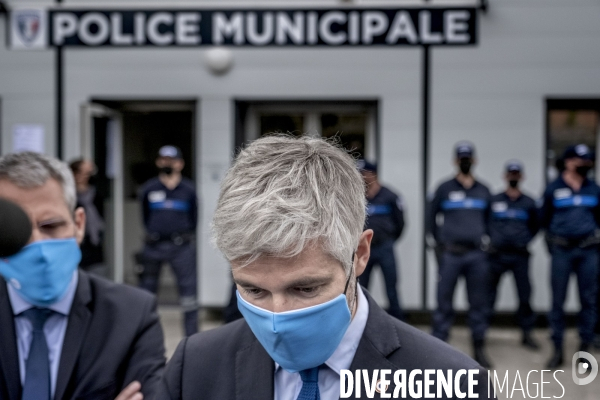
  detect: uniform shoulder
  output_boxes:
[379,186,400,200]
[180,177,196,190]
[140,177,161,193]
[434,178,458,192]
[490,192,506,201]
[474,179,492,194]
[519,192,537,205]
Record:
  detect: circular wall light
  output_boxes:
[205,47,234,75]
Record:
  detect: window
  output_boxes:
[546,99,600,181]
[235,100,378,160]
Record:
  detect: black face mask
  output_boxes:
[508,179,519,188]
[575,165,592,178]
[158,166,174,175]
[459,159,472,175]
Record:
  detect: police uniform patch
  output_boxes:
[448,191,466,201]
[148,190,166,203]
[491,201,508,212]
[553,188,571,199]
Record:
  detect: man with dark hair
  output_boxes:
[427,141,493,368]
[69,159,106,277]
[540,144,600,367]
[357,160,405,320]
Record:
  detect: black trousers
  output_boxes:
[140,240,198,336]
[488,252,536,333]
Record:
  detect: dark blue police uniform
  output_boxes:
[359,186,405,320]
[427,178,491,343]
[488,191,539,333]
[540,175,600,348]
[140,176,198,336]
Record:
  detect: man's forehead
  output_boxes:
[0,178,69,213]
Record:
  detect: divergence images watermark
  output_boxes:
[339,353,597,399]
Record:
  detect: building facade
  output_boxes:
[1,0,599,314]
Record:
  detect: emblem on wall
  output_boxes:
[10,9,47,49]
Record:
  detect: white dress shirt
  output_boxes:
[7,271,78,398]
[274,285,369,400]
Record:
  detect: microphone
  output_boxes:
[0,198,32,257]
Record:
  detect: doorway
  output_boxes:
[82,100,196,304]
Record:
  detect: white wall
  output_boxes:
[0,17,55,156]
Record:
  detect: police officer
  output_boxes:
[357,160,405,320]
[427,141,493,368]
[139,145,199,336]
[540,144,600,368]
[488,160,539,349]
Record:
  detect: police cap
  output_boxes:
[455,141,475,159]
[357,159,377,173]
[563,144,593,161]
[505,160,523,173]
[158,145,183,160]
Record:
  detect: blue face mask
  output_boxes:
[0,238,81,307]
[237,286,352,373]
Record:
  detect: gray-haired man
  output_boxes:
[159,135,493,399]
[0,152,165,400]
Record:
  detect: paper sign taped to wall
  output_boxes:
[12,124,45,153]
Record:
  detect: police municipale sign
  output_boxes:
[11,8,477,48]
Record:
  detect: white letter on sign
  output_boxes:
[176,13,201,45]
[419,11,442,44]
[213,12,244,45]
[362,11,388,44]
[53,12,77,45]
[445,11,470,43]
[386,11,417,44]
[79,13,110,46]
[111,13,133,45]
[246,12,274,45]
[319,11,346,45]
[147,13,174,45]
[276,12,304,44]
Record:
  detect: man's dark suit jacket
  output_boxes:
[158,291,493,399]
[0,271,166,400]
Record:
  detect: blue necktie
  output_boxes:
[21,308,53,400]
[297,367,320,400]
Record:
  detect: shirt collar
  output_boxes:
[274,285,370,374]
[7,271,79,316]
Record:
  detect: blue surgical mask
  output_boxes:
[237,289,352,373]
[0,238,81,307]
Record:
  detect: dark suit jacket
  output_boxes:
[0,271,166,400]
[158,291,493,399]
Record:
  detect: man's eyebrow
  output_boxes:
[233,278,262,288]
[233,276,332,288]
[285,276,332,287]
[38,218,67,227]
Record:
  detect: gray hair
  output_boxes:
[212,134,366,275]
[0,152,77,212]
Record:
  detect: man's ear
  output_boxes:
[73,207,86,245]
[354,229,373,278]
